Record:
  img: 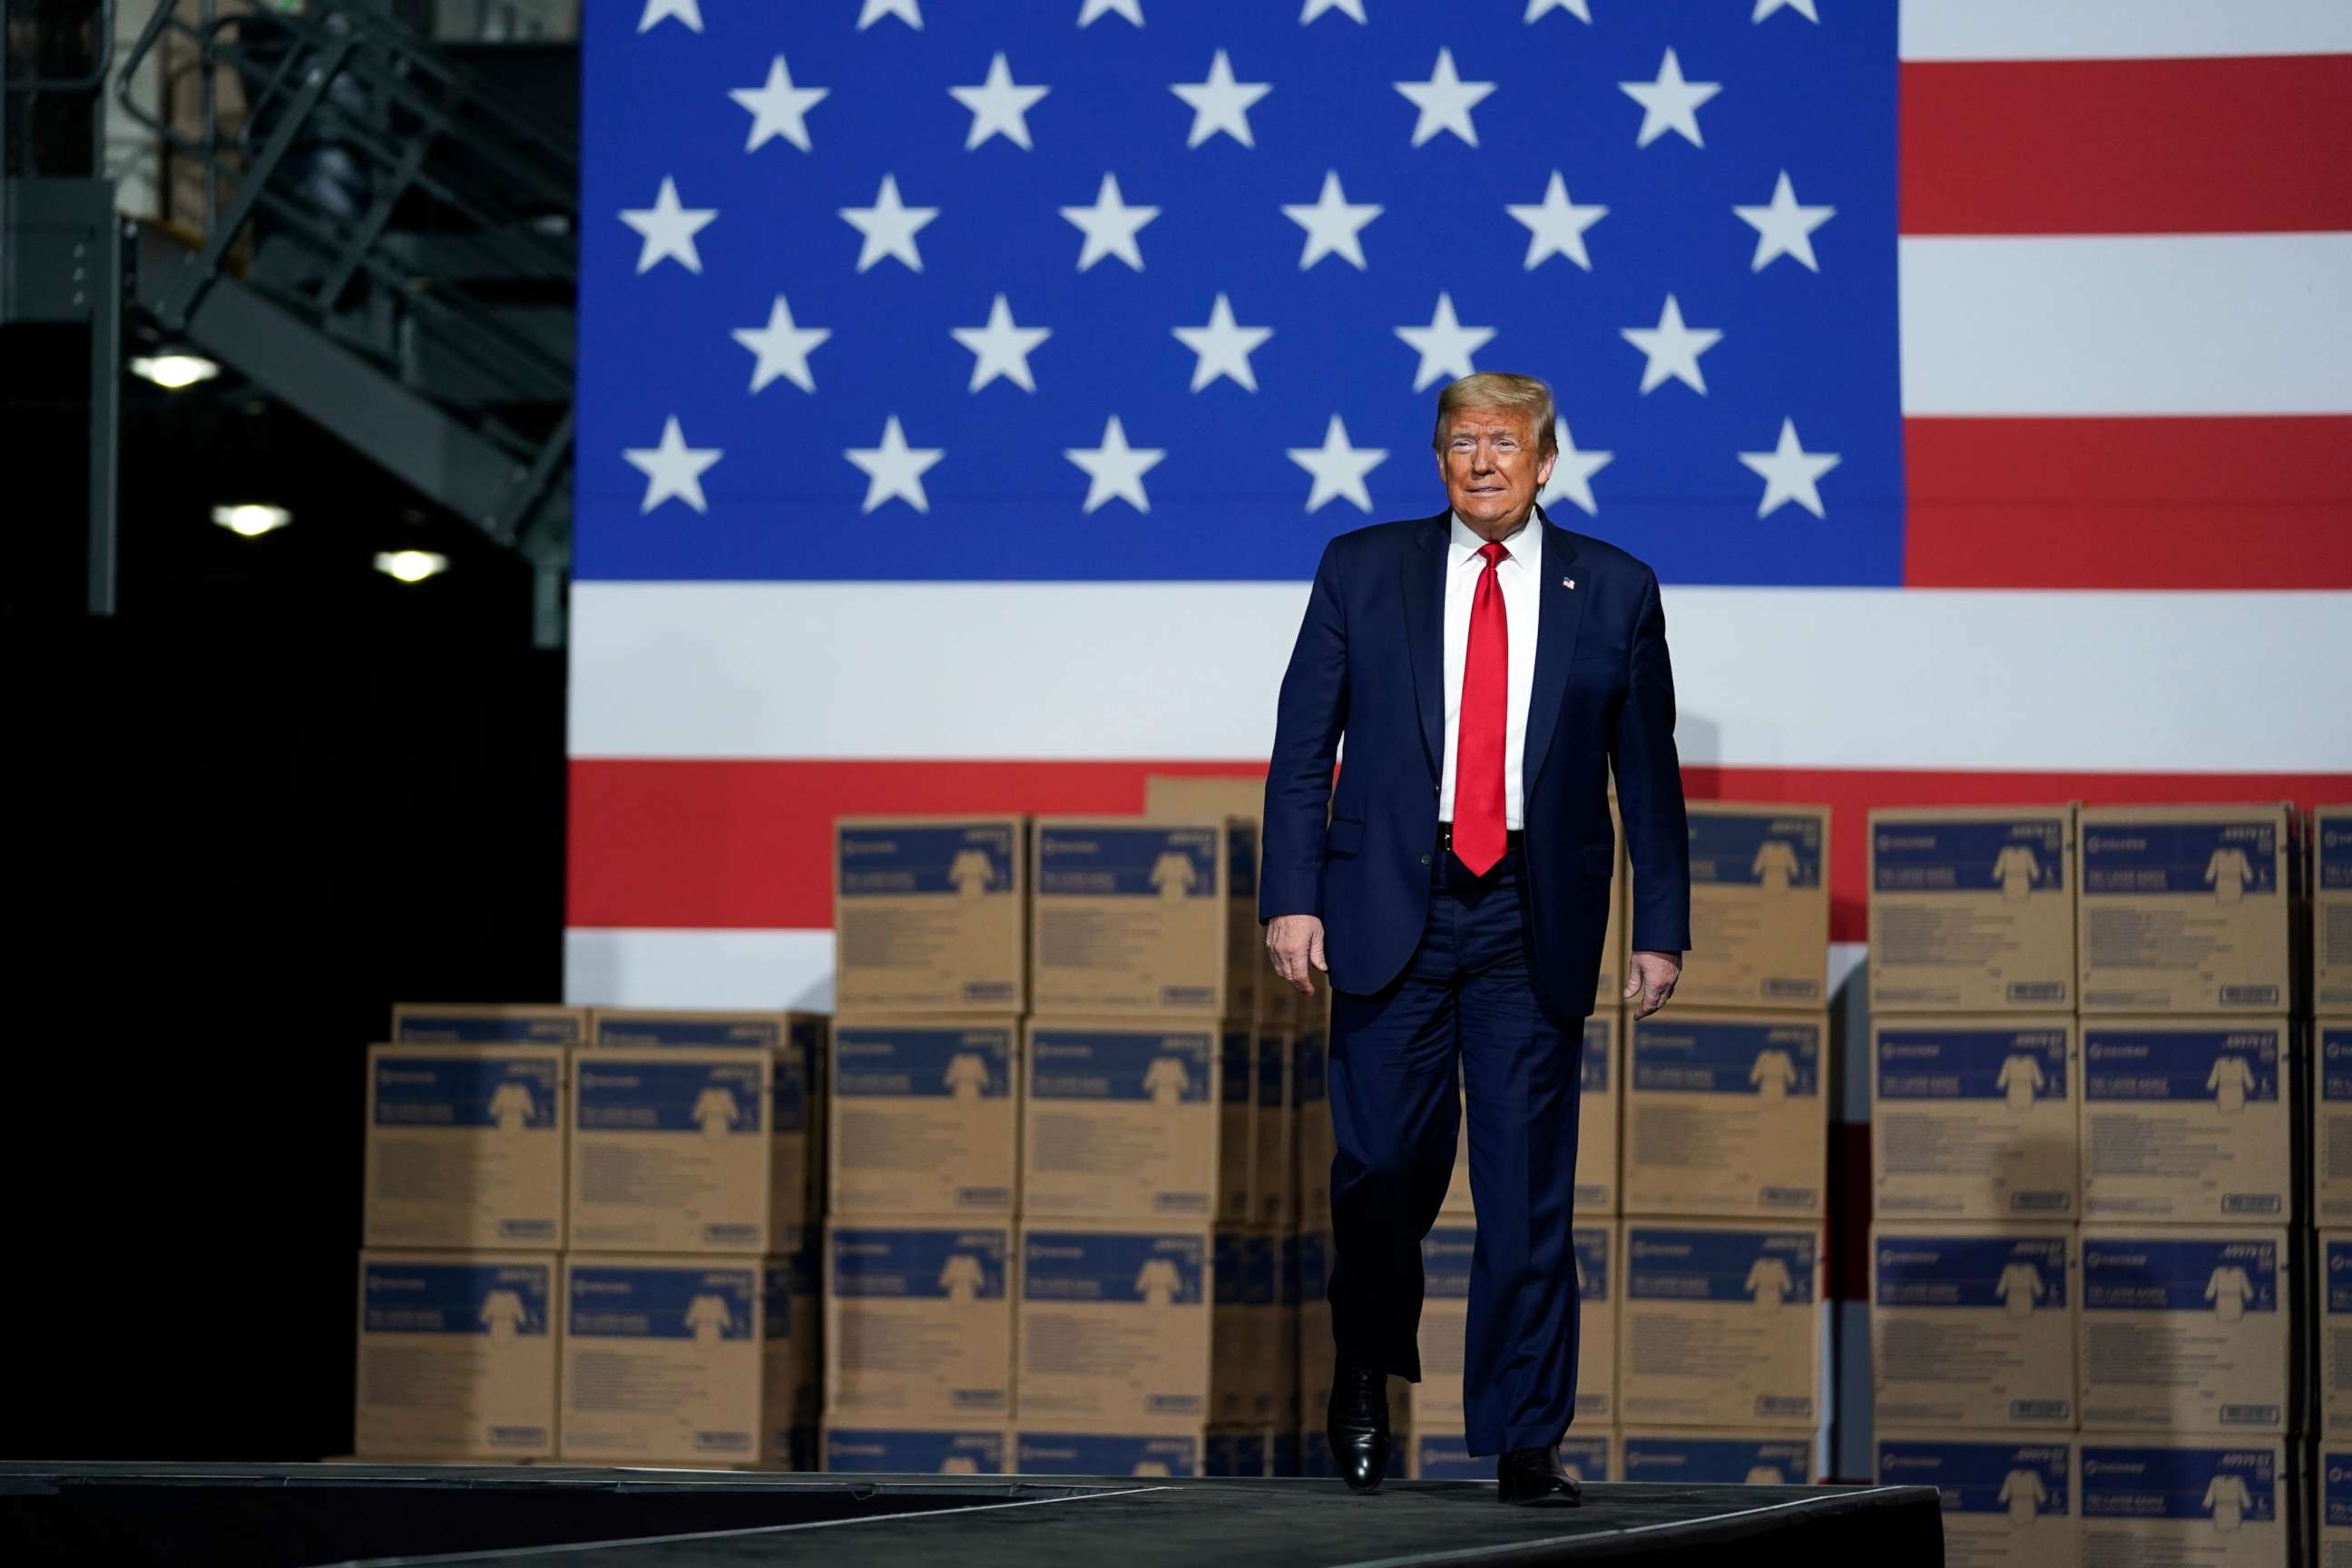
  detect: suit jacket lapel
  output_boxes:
[1522,512,1587,797]
[1399,511,1449,780]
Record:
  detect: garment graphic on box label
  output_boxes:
[691,1085,742,1136]
[1999,1467,2048,1525]
[1132,1462,1171,1477]
[1749,1049,1798,1102]
[1744,1256,1793,1308]
[1994,1261,2047,1318]
[944,1053,989,1102]
[1744,1466,1786,1485]
[940,1456,979,1475]
[685,1293,734,1344]
[1134,1257,1182,1306]
[1144,1056,1191,1107]
[2204,1472,2250,1531]
[2204,1266,2254,1323]
[2203,847,2253,904]
[2206,1054,2254,1114]
[1750,839,1798,893]
[949,846,995,897]
[489,1081,536,1132]
[1150,850,1199,901]
[480,1288,527,1339]
[1992,844,2043,900]
[1996,1053,2046,1112]
[938,1253,985,1303]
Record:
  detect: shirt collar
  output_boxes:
[1447,508,1541,568]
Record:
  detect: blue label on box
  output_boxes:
[1221,1029,1252,1104]
[1414,1433,1486,1481]
[1294,1031,1327,1106]
[2082,1026,2282,1103]
[567,1263,756,1341]
[596,1016,782,1049]
[831,1227,1009,1301]
[1873,818,2068,894]
[2328,1451,2352,1528]
[1243,1232,1275,1308]
[1580,1017,1609,1093]
[1633,1018,1820,1097]
[1622,1436,1810,1485]
[2327,1026,2352,1102]
[1877,1437,2070,1519]
[1626,1227,1816,1305]
[2324,817,2352,890]
[1023,1230,1205,1305]
[835,1025,1012,1100]
[760,1262,799,1338]
[1038,824,1218,899]
[1688,810,1824,890]
[375,1055,558,1129]
[2081,1237,2277,1314]
[838,823,1016,897]
[1875,1026,2070,1102]
[2081,819,2278,897]
[1228,821,1257,899]
[1271,1429,1299,1478]
[1029,1025,1212,1104]
[1214,1230,1243,1307]
[1205,1429,1266,1478]
[1877,1234,2069,1309]
[1298,1230,1329,1302]
[772,1066,807,1135]
[1573,1229,1611,1304]
[2327,1238,2352,1315]
[1423,1227,1475,1301]
[826,1428,1004,1474]
[1258,1042,1289,1111]
[2080,1445,2276,1522]
[1276,1233,1300,1308]
[1017,1432,1200,1476]
[363,1259,551,1337]
[770,1230,821,1298]
[395,1010,580,1044]
[575,1058,764,1133]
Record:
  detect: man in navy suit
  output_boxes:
[1260,373,1690,1505]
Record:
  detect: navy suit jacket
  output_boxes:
[1259,505,1692,1018]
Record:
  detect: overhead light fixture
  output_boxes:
[211,503,292,537]
[132,352,221,390]
[374,549,450,583]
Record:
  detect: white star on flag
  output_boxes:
[637,0,701,34]
[732,296,831,394]
[1753,0,1819,22]
[620,176,716,274]
[1739,418,1840,517]
[857,0,923,31]
[1172,293,1273,392]
[1733,171,1835,272]
[846,416,945,514]
[1622,293,1721,395]
[1288,415,1387,513]
[1620,48,1720,149]
[1524,0,1590,20]
[1396,293,1496,391]
[1536,420,1612,516]
[1507,172,1607,271]
[1284,170,1381,270]
[1301,0,1367,24]
[1066,415,1167,514]
[951,54,1050,151]
[839,173,938,273]
[1395,49,1495,148]
[1061,172,1159,271]
[953,294,1053,392]
[730,57,828,153]
[1079,0,1143,24]
[624,416,722,514]
[1171,50,1271,149]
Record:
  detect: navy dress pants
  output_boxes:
[1324,842,1584,1458]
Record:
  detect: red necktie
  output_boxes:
[1453,541,1510,875]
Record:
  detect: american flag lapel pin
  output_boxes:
[1563,577,1575,590]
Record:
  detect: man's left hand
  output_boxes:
[1623,950,1681,1020]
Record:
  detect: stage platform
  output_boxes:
[0,1462,1943,1567]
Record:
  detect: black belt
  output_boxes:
[1437,821,1524,855]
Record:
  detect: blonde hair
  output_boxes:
[1430,373,1558,461]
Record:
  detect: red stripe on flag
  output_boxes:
[567,759,2351,940]
[1903,416,2352,588]
[1900,54,2352,234]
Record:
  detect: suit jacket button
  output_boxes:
[1420,853,1431,866]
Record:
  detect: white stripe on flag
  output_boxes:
[564,927,836,1012]
[1898,0,2352,61]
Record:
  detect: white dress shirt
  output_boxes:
[1438,510,1541,829]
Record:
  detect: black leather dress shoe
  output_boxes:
[1326,1358,1392,1494]
[1496,1446,1583,1506]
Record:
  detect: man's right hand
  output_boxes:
[1266,914,1328,996]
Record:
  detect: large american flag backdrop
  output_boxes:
[570,0,2352,1010]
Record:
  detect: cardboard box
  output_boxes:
[824,1218,1014,1420]
[1143,776,1293,1030]
[2321,1442,2351,1567]
[1875,1432,2076,1567]
[1622,1009,1828,1220]
[1577,1012,1622,1215]
[1271,1230,1299,1429]
[1022,1016,1220,1220]
[558,1255,761,1463]
[1254,1030,1295,1229]
[834,816,1025,1014]
[355,1251,557,1459]
[364,1044,566,1250]
[2322,1232,2352,1440]
[1620,1429,1817,1485]
[1597,793,1628,1012]
[760,1242,820,1467]
[1033,816,1234,1015]
[2081,1018,2298,1223]
[588,1010,827,1236]
[1013,1423,1208,1477]
[1678,802,1831,1010]
[2079,1436,2295,1566]
[820,1422,1007,1475]
[1618,1221,1821,1428]
[828,1017,1018,1217]
[1292,1024,1332,1230]
[1410,1225,1475,1427]
[391,1004,585,1044]
[2323,1020,2352,1223]
[1575,1224,1618,1426]
[2321,807,2352,1011]
[2078,1228,2294,1434]
[1210,1228,1279,1426]
[1219,1024,1257,1224]
[1015,1219,1214,1425]
[1868,807,2077,1013]
[1205,1426,1273,1478]
[1410,1428,1615,1483]
[2077,803,2300,1014]
[1442,1082,1475,1220]
[1871,1017,2079,1221]
[1871,1224,2078,1429]
[568,1046,772,1254]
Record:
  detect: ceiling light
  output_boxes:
[211,503,292,537]
[132,353,221,389]
[374,549,450,583]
